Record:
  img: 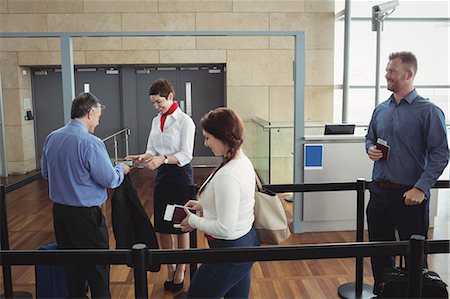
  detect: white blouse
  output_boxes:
[188,153,256,240]
[145,107,195,167]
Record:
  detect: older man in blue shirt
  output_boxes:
[42,92,131,298]
[365,51,449,296]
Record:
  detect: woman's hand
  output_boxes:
[124,154,139,161]
[126,153,150,163]
[180,207,194,232]
[180,216,194,233]
[125,153,152,167]
[144,156,164,170]
[185,200,202,212]
[179,201,201,233]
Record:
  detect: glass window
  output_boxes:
[334,1,450,124]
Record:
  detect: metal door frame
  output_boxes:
[0,73,7,177]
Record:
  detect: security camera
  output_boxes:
[373,0,399,14]
[372,0,398,13]
[372,0,399,31]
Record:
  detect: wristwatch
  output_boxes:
[163,155,169,164]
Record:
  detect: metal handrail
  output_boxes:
[102,128,131,162]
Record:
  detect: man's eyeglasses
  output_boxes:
[92,104,106,111]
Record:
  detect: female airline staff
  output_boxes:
[126,78,195,292]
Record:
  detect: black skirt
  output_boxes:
[153,163,193,234]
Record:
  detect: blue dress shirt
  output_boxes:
[365,89,449,196]
[42,119,125,207]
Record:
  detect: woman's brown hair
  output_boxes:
[148,78,175,98]
[198,107,244,194]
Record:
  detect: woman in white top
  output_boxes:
[180,107,260,298]
[126,78,195,292]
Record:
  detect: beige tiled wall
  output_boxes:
[0,0,335,175]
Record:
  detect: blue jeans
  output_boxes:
[187,228,260,299]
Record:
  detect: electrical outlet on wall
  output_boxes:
[24,98,31,110]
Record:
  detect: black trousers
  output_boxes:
[366,182,429,289]
[52,203,111,299]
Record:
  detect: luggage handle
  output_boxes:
[397,200,428,269]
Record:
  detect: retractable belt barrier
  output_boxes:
[1,238,448,299]
[263,179,450,299]
[1,176,449,299]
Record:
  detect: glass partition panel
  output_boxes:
[251,118,371,184]
[251,118,271,184]
[270,126,294,184]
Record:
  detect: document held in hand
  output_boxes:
[164,204,195,228]
[164,204,186,223]
[376,138,390,160]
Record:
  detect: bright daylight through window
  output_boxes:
[334,0,450,124]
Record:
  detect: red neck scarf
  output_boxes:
[160,101,178,132]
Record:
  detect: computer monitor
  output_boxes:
[324,124,355,135]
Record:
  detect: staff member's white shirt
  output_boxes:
[145,107,195,167]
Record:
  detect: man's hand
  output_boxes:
[120,163,131,175]
[403,187,425,205]
[368,145,383,161]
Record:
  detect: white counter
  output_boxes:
[300,134,438,232]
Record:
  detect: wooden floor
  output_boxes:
[1,168,449,299]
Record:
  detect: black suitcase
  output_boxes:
[35,242,70,299]
[380,266,448,298]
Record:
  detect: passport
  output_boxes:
[376,138,390,161]
[163,204,196,227]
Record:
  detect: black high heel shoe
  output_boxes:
[164,265,176,291]
[166,264,185,292]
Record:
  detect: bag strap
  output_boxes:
[254,171,264,192]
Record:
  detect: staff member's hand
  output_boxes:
[125,153,152,164]
[144,156,165,170]
[403,187,425,205]
[368,145,383,161]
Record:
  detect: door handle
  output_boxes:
[185,82,192,116]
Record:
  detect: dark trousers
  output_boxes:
[187,228,260,299]
[366,182,429,290]
[53,203,111,299]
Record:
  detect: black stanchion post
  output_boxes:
[131,243,149,299]
[355,178,366,294]
[0,185,33,299]
[407,235,425,298]
[189,230,197,278]
[338,179,373,299]
[189,184,198,279]
[0,184,13,298]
